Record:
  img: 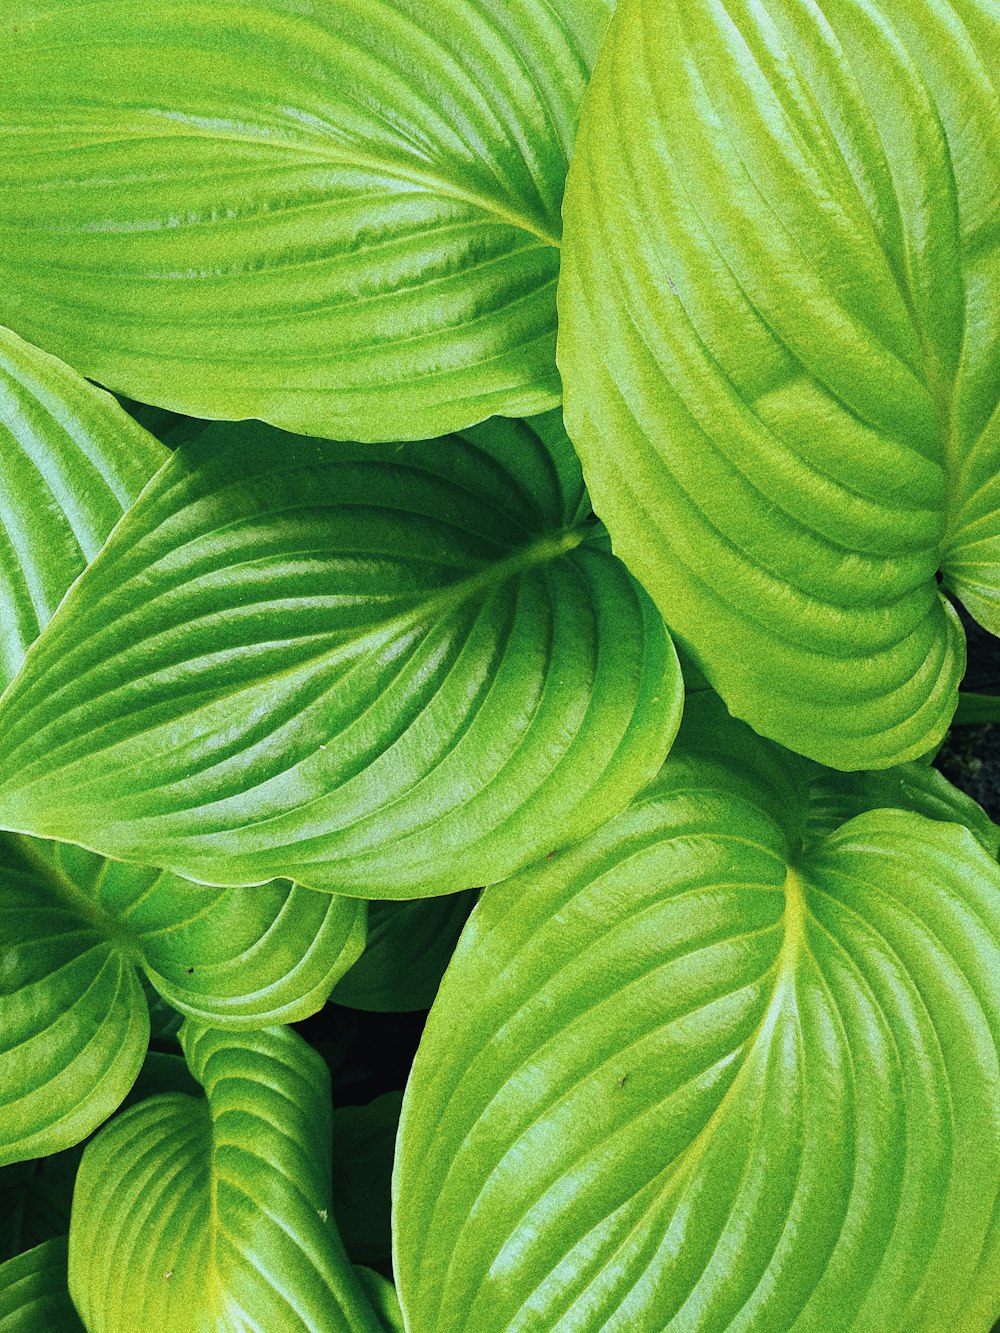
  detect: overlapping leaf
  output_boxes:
[0,414,680,895]
[332,893,475,1012]
[0,326,167,691]
[0,834,365,1164]
[558,0,1000,768]
[1,0,613,441]
[0,1239,83,1332]
[395,699,1000,1331]
[68,1023,387,1332]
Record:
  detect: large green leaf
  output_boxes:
[68,1023,385,1332]
[0,325,167,692]
[0,414,680,895]
[394,699,1000,1331]
[0,0,613,442]
[0,1239,83,1332]
[332,893,475,1012]
[558,0,1000,769]
[0,834,364,1164]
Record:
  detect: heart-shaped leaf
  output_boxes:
[0,1238,83,1332]
[0,414,680,895]
[332,893,475,1012]
[0,326,167,692]
[558,0,1000,768]
[1,0,613,442]
[0,834,364,1164]
[68,1023,385,1332]
[395,699,1000,1331]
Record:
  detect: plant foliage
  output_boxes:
[0,0,998,1330]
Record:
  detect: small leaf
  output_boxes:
[332,894,475,1012]
[0,1238,84,1332]
[69,1023,384,1332]
[558,0,1000,768]
[0,835,364,1164]
[0,1149,81,1265]
[0,325,167,692]
[1,0,613,441]
[395,705,1000,1331]
[0,414,680,895]
[331,1092,404,1264]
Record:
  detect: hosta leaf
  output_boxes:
[0,1150,80,1264]
[0,326,167,692]
[0,1239,83,1332]
[0,834,364,1164]
[0,414,680,895]
[1,0,612,442]
[331,1092,404,1264]
[68,1023,385,1332]
[395,702,1000,1331]
[332,893,475,1012]
[558,0,1000,768]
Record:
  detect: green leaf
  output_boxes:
[332,893,475,1012]
[1,0,613,442]
[68,1023,384,1332]
[0,833,364,1164]
[395,704,1000,1331]
[0,325,168,693]
[558,0,1000,769]
[354,1270,405,1333]
[0,1150,81,1265]
[0,414,681,895]
[953,691,1000,726]
[331,1092,403,1264]
[0,1239,83,1332]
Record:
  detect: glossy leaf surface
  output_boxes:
[1,0,612,441]
[395,700,1000,1331]
[0,326,167,692]
[0,1239,83,1332]
[0,414,680,895]
[0,835,364,1164]
[559,0,1000,768]
[68,1023,384,1332]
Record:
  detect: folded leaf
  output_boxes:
[0,326,167,692]
[1,0,613,441]
[0,1239,83,1332]
[558,0,1000,768]
[332,893,475,1012]
[0,834,364,1164]
[68,1023,384,1332]
[0,414,681,895]
[395,701,1000,1331]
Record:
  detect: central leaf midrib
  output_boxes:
[73,113,564,250]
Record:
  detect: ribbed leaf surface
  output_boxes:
[68,1024,384,1332]
[0,1239,83,1332]
[0,326,167,691]
[1,0,612,441]
[0,414,680,894]
[558,0,1000,768]
[395,704,1000,1331]
[0,834,364,1164]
